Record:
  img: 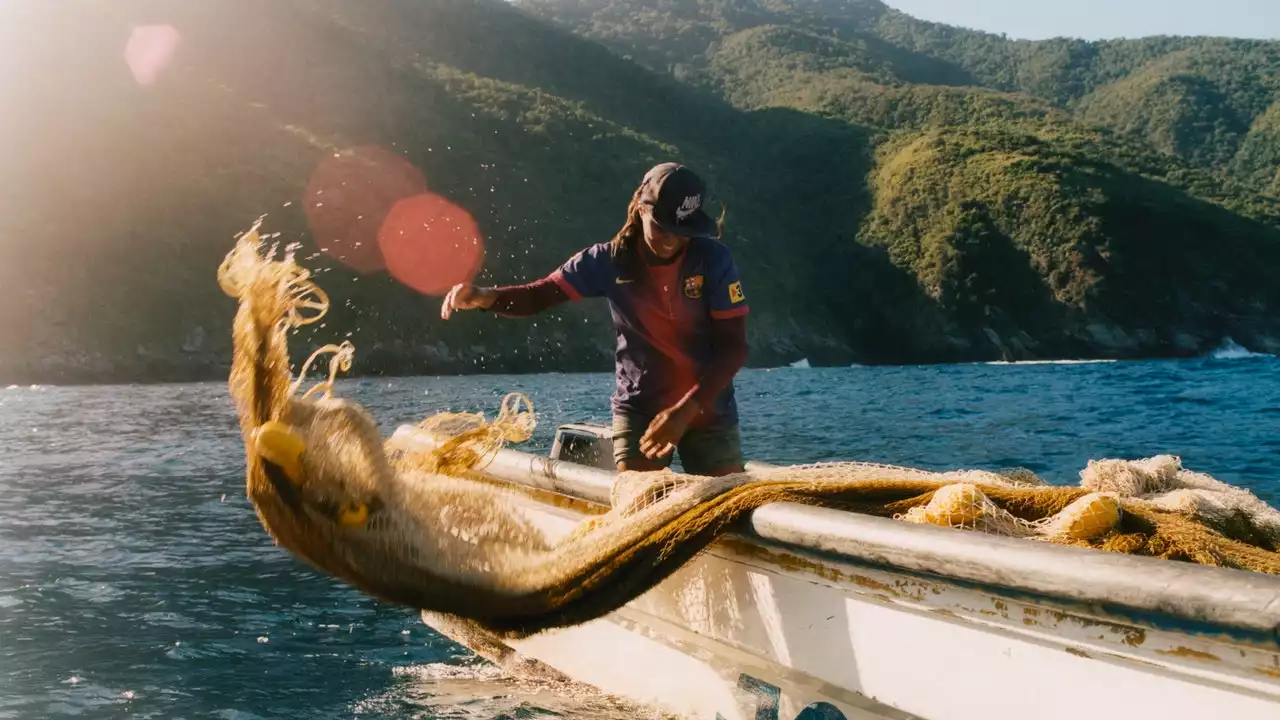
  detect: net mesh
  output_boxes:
[394,392,537,476]
[218,224,1280,639]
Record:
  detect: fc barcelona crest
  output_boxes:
[683,274,704,299]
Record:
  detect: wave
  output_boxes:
[374,663,656,719]
[982,359,1119,366]
[1208,338,1275,360]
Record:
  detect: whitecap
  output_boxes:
[1208,337,1275,360]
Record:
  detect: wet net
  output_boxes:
[219,224,1280,640]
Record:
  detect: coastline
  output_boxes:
[5,342,1268,388]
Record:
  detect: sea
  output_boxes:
[1,346,1277,719]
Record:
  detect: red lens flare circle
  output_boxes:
[304,146,426,274]
[377,193,486,296]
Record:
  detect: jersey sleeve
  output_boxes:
[707,244,750,319]
[550,243,614,300]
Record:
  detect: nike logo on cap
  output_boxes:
[615,278,635,284]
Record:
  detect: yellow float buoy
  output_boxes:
[253,421,306,485]
[923,483,987,527]
[1049,493,1122,540]
[338,503,369,528]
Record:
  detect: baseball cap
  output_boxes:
[636,162,717,238]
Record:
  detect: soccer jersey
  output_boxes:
[551,238,750,426]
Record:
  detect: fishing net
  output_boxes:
[219,224,1280,640]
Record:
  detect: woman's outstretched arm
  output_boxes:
[487,276,571,318]
[440,276,570,320]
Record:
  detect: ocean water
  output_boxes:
[1,354,1277,718]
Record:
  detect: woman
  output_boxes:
[440,162,750,476]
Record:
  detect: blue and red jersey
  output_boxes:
[550,239,750,426]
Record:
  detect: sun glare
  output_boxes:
[124,25,180,87]
[303,146,486,293]
[379,192,486,296]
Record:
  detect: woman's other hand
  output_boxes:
[639,401,701,459]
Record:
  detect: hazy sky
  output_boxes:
[885,0,1280,41]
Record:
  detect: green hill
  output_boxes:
[524,2,1280,180]
[3,0,1279,383]
[522,0,1280,356]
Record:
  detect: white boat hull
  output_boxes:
[474,491,1280,720]
[393,425,1280,720]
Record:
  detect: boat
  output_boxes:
[387,423,1280,720]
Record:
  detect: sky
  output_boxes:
[885,0,1280,41]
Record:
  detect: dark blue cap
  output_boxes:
[637,163,717,238]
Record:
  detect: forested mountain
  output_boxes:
[4,0,1278,383]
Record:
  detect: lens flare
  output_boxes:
[304,146,426,274]
[124,25,181,86]
[378,193,486,296]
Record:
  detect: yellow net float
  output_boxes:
[338,503,369,527]
[1042,492,1122,541]
[922,483,987,527]
[253,421,306,485]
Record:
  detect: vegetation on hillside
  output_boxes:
[5,0,1280,382]
[520,0,1280,358]
[858,128,1280,358]
[525,0,1280,194]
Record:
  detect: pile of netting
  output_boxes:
[218,224,1280,640]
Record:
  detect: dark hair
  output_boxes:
[609,193,645,261]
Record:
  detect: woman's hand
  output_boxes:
[639,401,701,460]
[441,283,497,319]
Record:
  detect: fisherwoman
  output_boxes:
[440,163,750,476]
